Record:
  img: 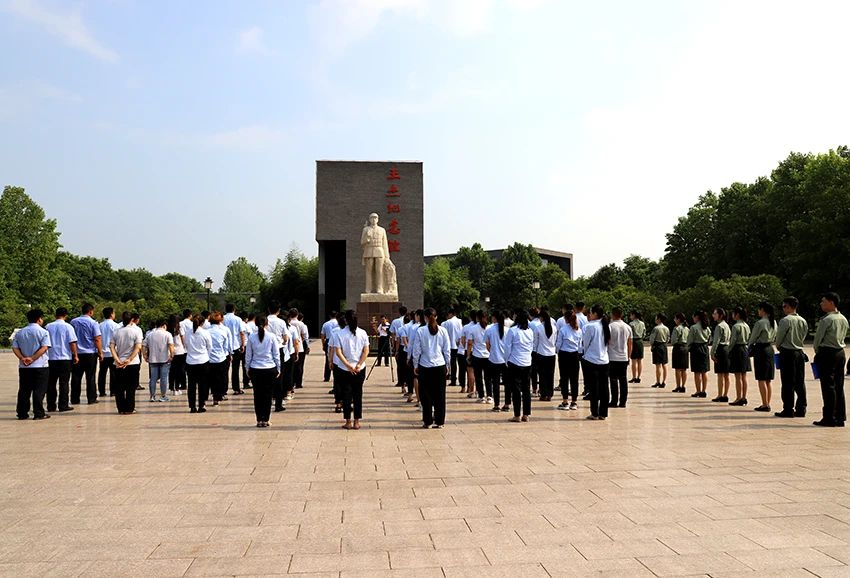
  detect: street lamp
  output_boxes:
[531,281,541,307]
[532,281,540,290]
[204,277,213,311]
[249,296,256,313]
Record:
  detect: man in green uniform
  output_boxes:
[812,292,849,427]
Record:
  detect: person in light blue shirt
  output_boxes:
[69,304,102,405]
[12,309,51,420]
[412,308,451,428]
[389,306,408,388]
[441,308,463,388]
[45,307,78,412]
[320,311,340,383]
[485,311,510,412]
[98,307,121,397]
[582,305,611,421]
[246,315,281,428]
[555,310,583,410]
[224,304,246,395]
[405,311,424,404]
[504,310,535,422]
[208,312,232,405]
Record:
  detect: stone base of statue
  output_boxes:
[360,292,399,303]
[356,299,400,338]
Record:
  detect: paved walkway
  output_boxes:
[1,347,849,577]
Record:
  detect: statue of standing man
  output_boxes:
[361,213,396,295]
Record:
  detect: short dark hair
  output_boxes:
[575,301,585,309]
[288,308,299,318]
[55,307,69,318]
[102,307,114,319]
[26,309,44,324]
[612,307,623,318]
[783,296,799,309]
[447,307,456,315]
[225,303,236,313]
[201,310,210,319]
[81,303,94,315]
[182,308,192,319]
[656,313,668,324]
[823,292,841,307]
[399,305,408,315]
[268,300,281,314]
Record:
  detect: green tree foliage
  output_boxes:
[662,192,718,290]
[423,258,479,316]
[665,275,786,319]
[587,263,625,291]
[451,243,494,296]
[222,257,265,311]
[261,248,318,329]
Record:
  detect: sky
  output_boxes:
[2,0,850,288]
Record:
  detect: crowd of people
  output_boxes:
[11,292,849,429]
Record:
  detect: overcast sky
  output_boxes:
[2,0,849,287]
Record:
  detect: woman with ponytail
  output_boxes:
[533,308,557,401]
[412,308,451,428]
[728,306,751,406]
[185,313,213,413]
[485,310,509,412]
[688,311,711,398]
[582,305,611,420]
[504,309,534,422]
[711,307,732,403]
[245,315,281,427]
[671,313,690,393]
[466,310,491,403]
[748,302,777,412]
[334,310,370,430]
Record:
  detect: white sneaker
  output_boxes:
[476,397,488,404]
[486,396,493,404]
[286,393,294,401]
[569,402,577,410]
[149,396,156,402]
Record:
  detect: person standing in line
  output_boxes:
[485,311,509,412]
[389,306,406,386]
[555,309,582,410]
[223,304,246,395]
[746,302,776,411]
[575,302,589,329]
[45,307,78,413]
[143,319,174,402]
[177,309,193,392]
[583,305,611,421]
[528,307,542,395]
[688,311,711,398]
[628,311,646,384]
[109,312,143,415]
[461,313,477,395]
[404,310,424,405]
[335,310,370,430]
[711,308,732,403]
[504,309,534,422]
[185,313,213,414]
[649,314,670,389]
[167,315,186,395]
[246,315,281,428]
[267,301,290,412]
[533,308,557,402]
[208,312,232,406]
[670,313,690,393]
[395,313,410,398]
[329,310,348,413]
[727,307,752,407]
[282,314,301,400]
[13,309,51,420]
[376,315,391,367]
[812,292,849,427]
[412,308,451,428]
[607,308,632,407]
[441,308,463,388]
[466,310,491,403]
[456,314,470,394]
[320,310,339,384]
[774,297,808,418]
[70,303,103,405]
[289,309,309,389]
[98,307,120,397]
[242,313,255,388]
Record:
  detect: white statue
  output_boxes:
[361,213,397,296]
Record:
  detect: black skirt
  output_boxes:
[690,343,710,373]
[752,343,775,381]
[630,339,644,360]
[651,343,668,365]
[728,344,751,374]
[713,344,731,374]
[672,344,689,369]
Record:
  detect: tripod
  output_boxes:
[366,347,394,383]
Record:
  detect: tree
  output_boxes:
[261,248,318,329]
[488,263,538,310]
[423,258,480,316]
[587,263,625,291]
[497,243,540,270]
[662,192,719,290]
[621,255,663,293]
[451,243,494,296]
[665,275,786,319]
[222,257,265,311]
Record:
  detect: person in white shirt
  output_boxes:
[532,308,557,402]
[177,309,194,392]
[289,309,309,389]
[45,307,78,413]
[607,308,633,408]
[405,310,424,405]
[208,312,234,405]
[466,311,491,402]
[143,319,175,402]
[168,315,186,395]
[241,313,253,388]
[389,306,407,387]
[555,308,582,410]
[528,308,542,395]
[455,314,470,393]
[282,315,301,400]
[377,314,391,366]
[185,313,213,413]
[460,316,476,395]
[582,305,611,421]
[413,308,451,428]
[245,315,281,428]
[441,308,463,388]
[320,311,339,383]
[328,311,347,413]
[485,311,509,411]
[395,313,410,395]
[504,310,535,422]
[98,307,120,397]
[334,310,370,430]
[223,304,246,395]
[109,312,144,415]
[266,301,290,412]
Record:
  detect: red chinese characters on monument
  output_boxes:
[385,167,401,252]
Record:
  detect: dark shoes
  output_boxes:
[754,405,771,412]
[813,420,844,427]
[775,410,794,418]
[33,414,51,420]
[729,399,748,406]
[711,396,729,403]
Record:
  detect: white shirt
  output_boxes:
[112,323,144,365]
[99,318,121,358]
[186,326,213,365]
[245,320,256,336]
[459,321,475,355]
[484,324,507,364]
[329,327,345,368]
[582,320,609,365]
[467,324,489,359]
[335,327,370,370]
[576,312,589,330]
[267,314,289,349]
[556,323,583,353]
[246,331,281,371]
[144,328,174,364]
[504,325,534,367]
[403,321,418,352]
[532,321,557,356]
[172,325,186,356]
[321,318,339,340]
[406,323,423,359]
[441,317,463,350]
[179,318,193,350]
[412,325,451,368]
[607,319,631,362]
[223,313,245,352]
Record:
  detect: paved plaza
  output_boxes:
[1,346,850,577]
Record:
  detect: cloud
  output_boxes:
[205,125,284,150]
[5,0,118,62]
[237,26,271,55]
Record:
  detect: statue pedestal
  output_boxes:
[360,293,399,303]
[356,300,400,337]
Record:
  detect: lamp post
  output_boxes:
[249,296,256,313]
[532,281,540,307]
[204,277,213,311]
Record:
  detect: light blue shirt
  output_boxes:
[100,318,121,358]
[532,321,557,356]
[504,325,534,367]
[70,315,101,354]
[208,324,232,363]
[556,323,583,353]
[406,323,423,359]
[12,323,51,368]
[441,317,463,349]
[576,312,589,330]
[412,325,451,368]
[45,319,77,361]
[321,319,339,339]
[246,331,281,372]
[582,320,609,365]
[390,315,405,337]
[223,313,245,352]
[484,323,507,364]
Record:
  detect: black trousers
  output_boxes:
[17,367,49,419]
[558,351,580,402]
[530,352,539,390]
[186,363,209,410]
[472,356,490,399]
[779,348,806,414]
[230,350,244,392]
[250,367,276,422]
[508,362,532,417]
[332,365,346,404]
[283,357,295,393]
[537,354,556,398]
[489,361,508,407]
[323,345,332,382]
[113,364,139,414]
[405,358,416,395]
[609,360,629,407]
[419,365,447,426]
[341,369,365,420]
[98,356,114,396]
[71,352,98,404]
[210,360,229,401]
[457,353,467,388]
[294,348,307,387]
[586,361,610,418]
[169,354,187,391]
[396,349,408,388]
[815,347,846,423]
[47,359,73,411]
[449,349,458,385]
[377,336,390,365]
[273,348,286,408]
